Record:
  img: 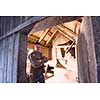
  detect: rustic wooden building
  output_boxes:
[0,16,99,83]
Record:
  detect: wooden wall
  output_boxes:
[40,46,50,59]
[0,16,32,83]
[0,16,32,37]
[0,16,44,83]
[0,32,19,83]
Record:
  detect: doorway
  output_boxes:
[26,18,81,83]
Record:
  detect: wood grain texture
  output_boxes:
[0,33,20,83]
[6,36,14,82]
[0,16,47,40]
[0,41,3,82]
[17,33,27,83]
[12,33,20,82]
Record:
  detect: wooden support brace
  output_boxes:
[58,24,78,37]
[45,30,57,46]
[39,28,51,43]
[57,28,74,41]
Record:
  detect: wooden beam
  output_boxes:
[56,45,75,48]
[76,24,80,34]
[52,34,61,44]
[51,26,70,43]
[28,35,38,42]
[47,31,53,36]
[74,23,77,33]
[32,16,82,33]
[0,16,48,41]
[45,30,57,46]
[57,28,74,41]
[0,16,81,41]
[58,24,78,37]
[28,35,46,45]
[38,28,50,43]
[66,40,75,53]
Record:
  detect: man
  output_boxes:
[28,42,48,83]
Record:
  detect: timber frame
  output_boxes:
[0,16,98,83]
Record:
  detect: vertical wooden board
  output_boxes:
[82,17,97,82]
[0,17,33,36]
[3,38,9,82]
[1,39,7,82]
[77,17,97,83]
[77,33,90,82]
[77,34,83,82]
[17,33,27,82]
[6,36,14,83]
[81,34,90,82]
[0,41,3,82]
[12,33,19,82]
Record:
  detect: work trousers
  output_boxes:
[30,66,45,83]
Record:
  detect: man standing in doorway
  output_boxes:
[28,42,48,83]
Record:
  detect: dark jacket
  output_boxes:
[28,51,48,68]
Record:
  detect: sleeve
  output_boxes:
[40,56,48,64]
[28,53,36,68]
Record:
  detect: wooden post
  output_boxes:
[77,17,97,83]
[17,32,28,83]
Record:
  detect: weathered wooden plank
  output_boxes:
[45,30,57,46]
[1,40,7,82]
[77,33,90,83]
[56,45,75,48]
[57,28,74,41]
[52,33,61,44]
[0,33,20,83]
[3,38,9,82]
[38,28,51,42]
[57,25,77,38]
[12,33,20,82]
[61,24,78,37]
[17,33,27,83]
[32,16,82,33]
[0,16,47,41]
[0,41,3,82]
[6,36,14,83]
[0,16,33,36]
[66,41,75,53]
[79,16,97,82]
[0,40,7,82]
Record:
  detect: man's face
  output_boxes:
[34,44,40,51]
